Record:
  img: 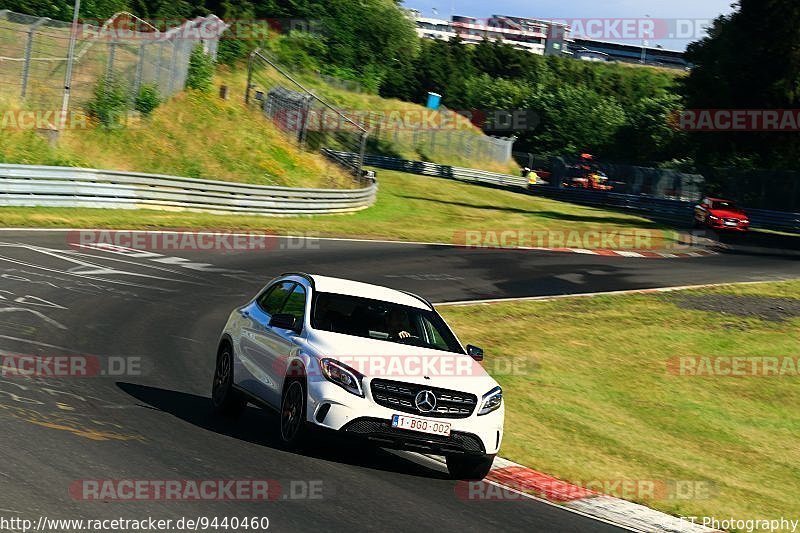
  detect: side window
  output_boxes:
[279,284,307,325]
[257,282,295,315]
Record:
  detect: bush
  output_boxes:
[85,78,129,129]
[185,45,214,93]
[134,84,160,116]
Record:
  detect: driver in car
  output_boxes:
[386,308,412,340]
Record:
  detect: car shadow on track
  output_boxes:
[116,382,450,480]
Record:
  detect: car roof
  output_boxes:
[297,274,431,310]
[707,197,733,202]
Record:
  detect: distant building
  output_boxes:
[406,11,687,68]
[571,38,688,68]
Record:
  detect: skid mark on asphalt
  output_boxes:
[0,378,143,442]
[0,308,67,330]
[0,243,199,290]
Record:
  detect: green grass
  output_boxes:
[439,280,800,525]
[0,87,355,189]
[0,169,672,246]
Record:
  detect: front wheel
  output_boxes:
[446,454,495,480]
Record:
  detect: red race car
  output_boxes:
[694,197,751,232]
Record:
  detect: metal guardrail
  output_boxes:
[529,187,800,232]
[0,164,377,215]
[333,150,800,233]
[746,208,800,233]
[324,150,528,188]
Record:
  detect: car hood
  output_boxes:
[709,208,747,218]
[304,330,498,395]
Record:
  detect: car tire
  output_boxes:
[279,379,307,446]
[446,454,495,480]
[211,344,246,418]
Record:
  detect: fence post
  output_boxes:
[154,42,164,87]
[105,36,117,86]
[357,130,368,180]
[167,40,178,94]
[21,17,48,99]
[245,51,255,105]
[298,95,311,149]
[133,43,145,98]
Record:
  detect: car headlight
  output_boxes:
[708,215,719,221]
[320,358,364,397]
[478,386,503,416]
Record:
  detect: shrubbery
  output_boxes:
[134,84,161,116]
[85,78,129,128]
[185,45,215,93]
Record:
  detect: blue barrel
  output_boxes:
[426,92,442,110]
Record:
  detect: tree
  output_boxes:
[684,0,800,167]
[613,94,686,163]
[521,85,627,156]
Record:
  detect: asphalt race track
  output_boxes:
[0,230,797,532]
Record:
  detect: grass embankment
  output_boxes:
[0,87,355,189]
[0,63,518,187]
[0,168,672,245]
[222,64,520,174]
[440,280,800,525]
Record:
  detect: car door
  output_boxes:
[237,281,297,408]
[241,281,307,409]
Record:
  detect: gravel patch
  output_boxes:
[672,294,800,322]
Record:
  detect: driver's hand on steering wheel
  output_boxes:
[398,331,411,339]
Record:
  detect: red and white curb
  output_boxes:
[482,457,722,533]
[553,247,718,259]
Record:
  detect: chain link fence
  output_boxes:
[0,10,226,124]
[246,49,369,182]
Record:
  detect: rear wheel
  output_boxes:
[279,379,307,446]
[211,345,246,418]
[446,454,495,480]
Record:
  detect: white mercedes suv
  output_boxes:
[212,273,504,480]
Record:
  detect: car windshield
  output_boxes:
[312,292,464,353]
[712,200,736,210]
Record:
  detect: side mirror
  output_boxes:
[269,313,299,332]
[466,344,484,362]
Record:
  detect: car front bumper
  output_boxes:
[306,378,504,456]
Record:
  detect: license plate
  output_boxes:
[391,414,451,437]
[725,221,738,226]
